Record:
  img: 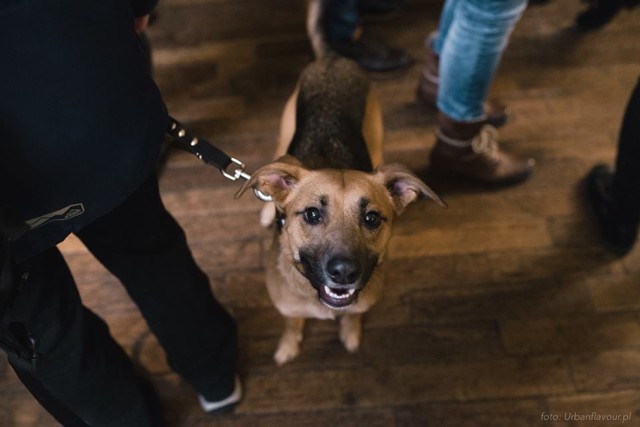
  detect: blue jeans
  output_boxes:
[432,0,527,122]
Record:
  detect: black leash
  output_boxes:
[167,116,271,201]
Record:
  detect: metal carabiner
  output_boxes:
[221,158,250,181]
[220,158,272,202]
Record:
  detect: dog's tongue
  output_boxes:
[319,285,358,308]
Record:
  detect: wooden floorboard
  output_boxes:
[2,0,640,426]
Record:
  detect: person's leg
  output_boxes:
[1,247,164,427]
[322,0,411,72]
[75,174,239,405]
[612,78,640,213]
[418,0,509,128]
[432,0,459,56]
[437,0,526,122]
[587,78,640,254]
[427,0,534,185]
[323,0,360,45]
[357,0,401,19]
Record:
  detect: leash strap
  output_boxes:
[167,116,251,182]
[166,116,273,202]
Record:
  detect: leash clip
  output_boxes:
[221,157,251,182]
[221,158,273,202]
[168,116,273,202]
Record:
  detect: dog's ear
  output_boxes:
[374,163,446,214]
[235,155,307,203]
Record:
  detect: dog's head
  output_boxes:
[238,155,445,309]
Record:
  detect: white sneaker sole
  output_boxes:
[198,376,242,413]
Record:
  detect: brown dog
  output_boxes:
[238,56,444,365]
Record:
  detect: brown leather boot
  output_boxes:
[429,113,535,185]
[416,36,510,128]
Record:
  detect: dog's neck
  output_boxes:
[287,131,373,172]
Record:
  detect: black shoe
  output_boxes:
[357,0,401,21]
[331,38,412,72]
[527,0,552,6]
[575,0,638,31]
[586,164,638,256]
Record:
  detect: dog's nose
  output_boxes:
[326,257,361,285]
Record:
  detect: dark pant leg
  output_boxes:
[75,174,237,401]
[1,247,163,427]
[612,77,640,224]
[324,0,360,43]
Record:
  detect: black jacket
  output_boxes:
[0,0,168,261]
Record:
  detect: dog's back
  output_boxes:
[287,56,373,172]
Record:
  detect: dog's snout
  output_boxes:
[326,257,361,285]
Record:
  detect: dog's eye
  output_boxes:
[364,211,382,229]
[303,207,323,225]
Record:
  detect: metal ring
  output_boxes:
[253,189,273,202]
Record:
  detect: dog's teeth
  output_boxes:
[324,286,356,300]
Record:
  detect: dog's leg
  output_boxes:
[260,86,301,227]
[277,86,299,157]
[339,313,362,353]
[274,316,305,365]
[259,203,277,228]
[306,0,327,59]
[362,91,384,168]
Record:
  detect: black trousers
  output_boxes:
[612,76,640,223]
[1,174,237,426]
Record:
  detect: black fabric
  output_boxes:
[131,0,158,17]
[0,0,238,422]
[75,174,238,402]
[0,209,29,316]
[585,77,640,255]
[0,238,18,316]
[0,0,169,262]
[323,0,359,43]
[1,174,238,425]
[4,246,164,427]
[611,77,640,225]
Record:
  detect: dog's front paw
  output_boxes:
[274,341,300,365]
[339,328,361,353]
[339,314,362,353]
[259,202,276,228]
[274,317,305,365]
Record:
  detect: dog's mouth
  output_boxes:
[298,249,378,309]
[318,285,360,309]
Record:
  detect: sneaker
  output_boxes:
[198,375,243,414]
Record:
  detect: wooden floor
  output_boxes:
[2,1,640,426]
